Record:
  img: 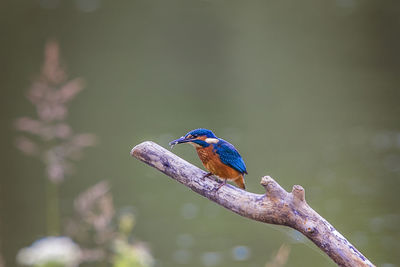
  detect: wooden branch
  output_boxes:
[130,141,375,267]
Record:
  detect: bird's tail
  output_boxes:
[234,175,246,190]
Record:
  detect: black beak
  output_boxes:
[169,136,194,147]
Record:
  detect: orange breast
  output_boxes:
[196,146,241,180]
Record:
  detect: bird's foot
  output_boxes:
[203,172,213,179]
[215,180,227,191]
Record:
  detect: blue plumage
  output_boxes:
[185,128,216,138]
[182,129,247,174]
[214,139,247,175]
[169,128,247,189]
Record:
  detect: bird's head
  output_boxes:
[169,128,219,148]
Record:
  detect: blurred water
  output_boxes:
[1,1,399,266]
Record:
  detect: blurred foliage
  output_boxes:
[265,244,291,267]
[1,0,399,266]
[112,240,154,267]
[14,40,96,184]
[13,41,154,267]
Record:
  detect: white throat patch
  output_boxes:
[205,138,219,144]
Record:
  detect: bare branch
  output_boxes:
[130,141,375,267]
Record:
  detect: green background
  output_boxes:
[1,0,399,266]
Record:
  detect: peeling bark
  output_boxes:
[130,141,375,267]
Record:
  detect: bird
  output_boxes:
[169,128,247,190]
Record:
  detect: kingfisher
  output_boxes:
[169,128,247,190]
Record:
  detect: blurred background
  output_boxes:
[1,0,400,266]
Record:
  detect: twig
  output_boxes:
[130,141,375,267]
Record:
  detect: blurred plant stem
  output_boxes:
[265,244,291,267]
[46,180,60,235]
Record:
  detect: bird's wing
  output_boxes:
[215,140,247,174]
